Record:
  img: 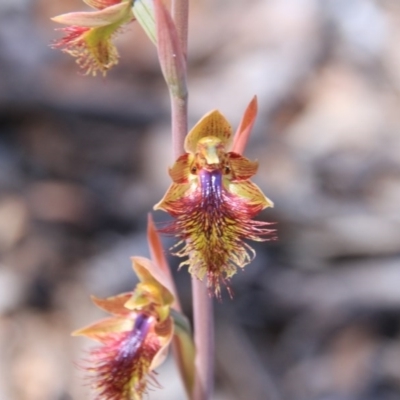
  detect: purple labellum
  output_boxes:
[199,169,223,209]
[117,313,152,363]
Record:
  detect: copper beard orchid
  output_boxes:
[73,256,175,400]
[51,0,134,76]
[155,103,275,297]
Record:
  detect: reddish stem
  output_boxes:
[170,1,214,399]
[171,0,189,63]
[170,93,188,158]
[191,277,214,400]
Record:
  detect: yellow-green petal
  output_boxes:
[91,293,133,316]
[129,257,175,307]
[154,182,192,212]
[228,152,259,181]
[72,317,133,342]
[169,153,192,183]
[227,180,274,209]
[184,110,232,154]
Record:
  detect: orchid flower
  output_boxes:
[154,97,275,298]
[73,214,194,400]
[73,256,175,400]
[51,0,134,76]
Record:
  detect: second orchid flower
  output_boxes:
[52,0,135,76]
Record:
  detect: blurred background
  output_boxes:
[0,0,400,399]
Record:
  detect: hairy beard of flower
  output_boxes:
[54,24,121,76]
[87,314,160,400]
[161,169,275,298]
[51,0,134,76]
